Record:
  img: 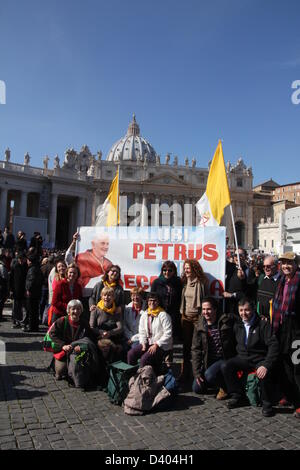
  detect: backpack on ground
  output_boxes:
[123,365,175,415]
[68,337,100,390]
[245,372,261,407]
[151,368,179,412]
[106,361,138,405]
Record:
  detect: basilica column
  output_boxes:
[0,188,8,229]
[247,202,253,250]
[153,195,160,226]
[20,191,28,217]
[184,196,192,227]
[77,197,86,228]
[49,193,58,247]
[85,195,93,226]
[172,197,182,226]
[141,193,148,227]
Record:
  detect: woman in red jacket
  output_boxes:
[50,263,82,325]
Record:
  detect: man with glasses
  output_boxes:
[257,256,280,320]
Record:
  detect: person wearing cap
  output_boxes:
[272,252,300,417]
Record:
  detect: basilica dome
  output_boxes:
[106,115,157,163]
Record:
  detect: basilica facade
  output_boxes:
[0,116,272,249]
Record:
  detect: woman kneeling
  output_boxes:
[49,299,97,380]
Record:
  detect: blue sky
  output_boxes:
[0,0,300,185]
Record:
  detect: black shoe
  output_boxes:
[262,406,274,417]
[227,396,245,409]
[23,326,39,332]
[11,323,21,329]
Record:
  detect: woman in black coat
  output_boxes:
[9,254,27,327]
[151,260,182,340]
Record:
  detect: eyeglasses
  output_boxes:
[163,269,173,273]
[263,265,273,268]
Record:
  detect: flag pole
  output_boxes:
[229,204,241,269]
[116,165,120,226]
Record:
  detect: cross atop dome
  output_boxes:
[127,113,140,136]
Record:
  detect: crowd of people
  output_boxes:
[1,227,300,419]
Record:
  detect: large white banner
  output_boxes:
[76,226,226,297]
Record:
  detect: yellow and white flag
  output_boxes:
[95,168,120,226]
[196,140,231,226]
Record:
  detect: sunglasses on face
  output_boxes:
[163,269,173,273]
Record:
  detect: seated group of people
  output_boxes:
[45,253,300,420]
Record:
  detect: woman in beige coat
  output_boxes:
[179,259,209,383]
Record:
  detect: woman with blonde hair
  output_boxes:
[179,259,209,383]
[90,286,123,361]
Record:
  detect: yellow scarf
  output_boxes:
[97,299,116,315]
[103,280,117,288]
[147,307,164,317]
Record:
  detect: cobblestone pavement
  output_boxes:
[0,307,300,451]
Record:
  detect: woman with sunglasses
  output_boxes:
[89,265,124,315]
[179,259,209,383]
[151,261,182,340]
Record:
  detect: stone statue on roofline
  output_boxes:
[185,157,189,167]
[192,158,196,168]
[156,154,160,165]
[54,154,60,169]
[63,148,77,169]
[4,148,10,162]
[97,150,102,161]
[43,155,49,169]
[24,152,30,165]
[165,153,170,165]
[173,155,178,166]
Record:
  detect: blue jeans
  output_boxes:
[193,359,226,394]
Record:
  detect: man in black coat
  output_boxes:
[23,255,43,332]
[15,231,28,253]
[3,227,15,250]
[10,254,27,328]
[221,297,279,417]
[257,256,280,319]
[223,248,256,316]
[191,297,236,399]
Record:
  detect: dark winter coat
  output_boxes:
[10,262,27,299]
[233,314,279,370]
[192,314,236,378]
[151,276,182,316]
[25,264,43,299]
[15,237,28,253]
